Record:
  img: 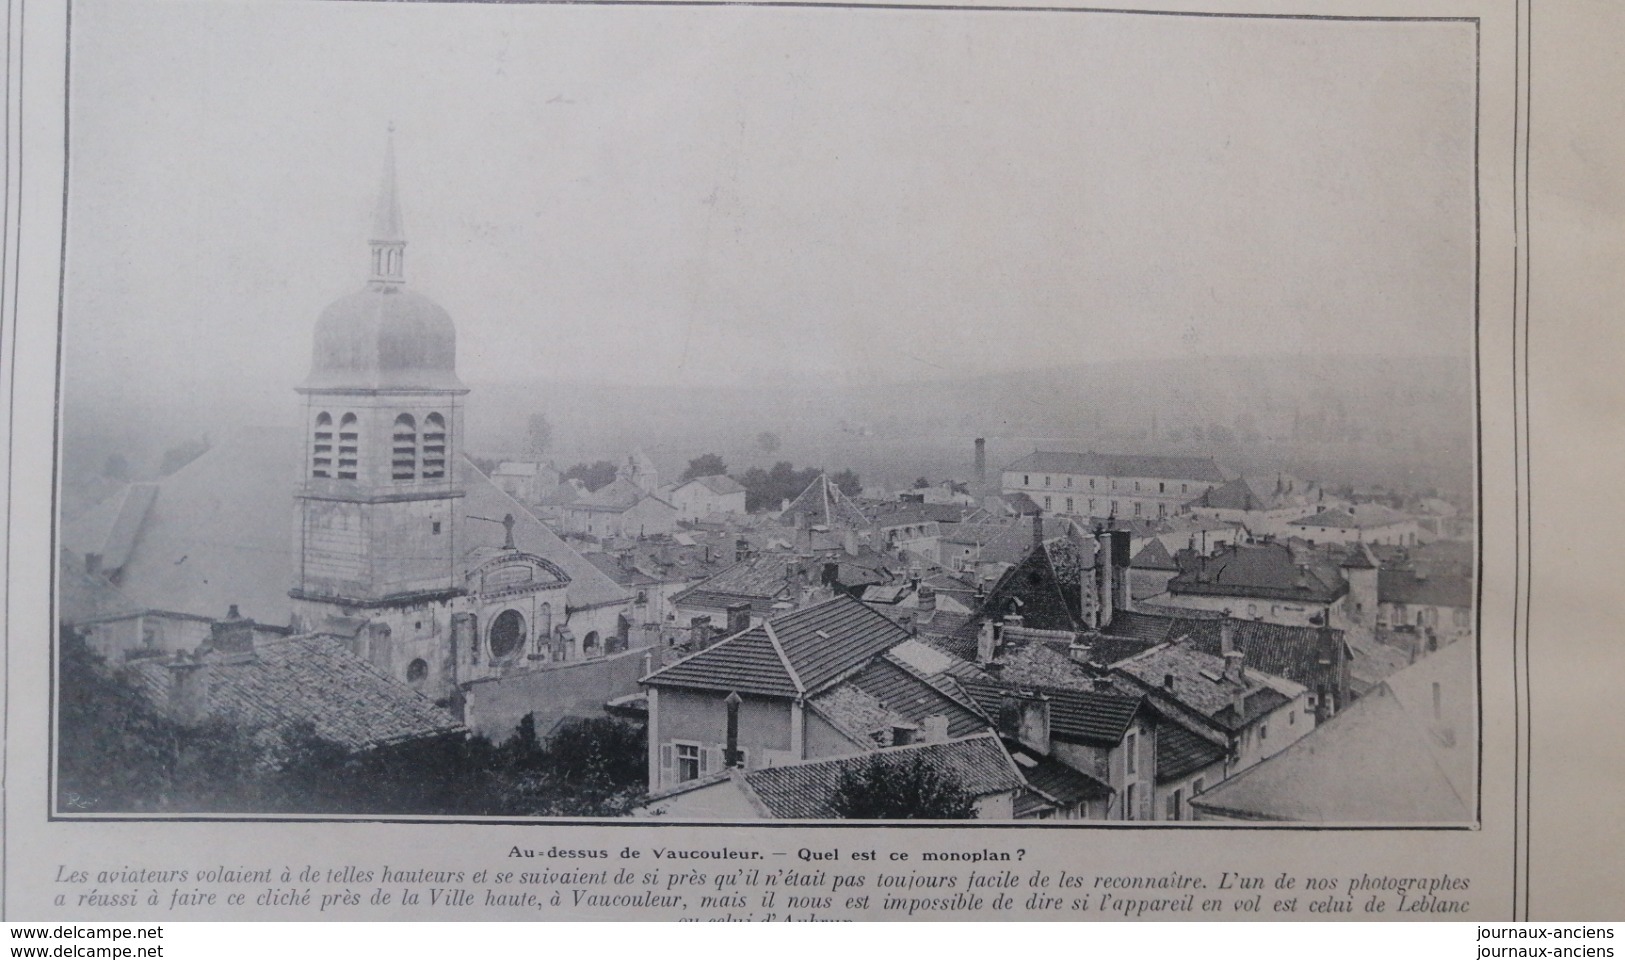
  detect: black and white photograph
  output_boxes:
[53,0,1479,825]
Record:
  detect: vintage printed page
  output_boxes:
[0,0,1618,921]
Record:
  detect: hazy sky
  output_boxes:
[65,1,1476,398]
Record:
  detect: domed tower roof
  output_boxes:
[302,128,466,394]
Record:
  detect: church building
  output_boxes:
[63,131,640,718]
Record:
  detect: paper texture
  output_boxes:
[0,0,1615,921]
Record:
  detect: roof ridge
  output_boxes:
[762,620,806,695]
[639,624,764,684]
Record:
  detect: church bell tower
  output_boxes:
[291,128,470,670]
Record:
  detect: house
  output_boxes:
[1287,504,1420,546]
[666,475,747,522]
[1182,475,1323,539]
[1111,637,1311,786]
[1002,451,1226,522]
[490,461,560,505]
[957,677,1153,820]
[643,732,1029,820]
[1378,567,1474,647]
[641,595,926,792]
[1189,640,1474,823]
[558,476,680,539]
[1157,540,1349,628]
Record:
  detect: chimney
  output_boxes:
[725,602,752,638]
[974,438,987,485]
[165,652,211,724]
[976,619,998,664]
[690,615,713,649]
[735,539,748,563]
[1223,650,1246,685]
[1096,530,1116,629]
[997,693,1050,755]
[1219,614,1237,657]
[922,714,950,744]
[843,527,859,557]
[1163,672,1176,692]
[208,604,257,657]
[724,691,744,768]
[1110,530,1132,614]
[918,585,937,613]
[909,568,922,591]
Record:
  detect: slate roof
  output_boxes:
[672,556,794,605]
[1131,538,1179,571]
[779,474,870,529]
[1168,542,1347,604]
[129,635,466,751]
[1008,745,1114,805]
[845,654,989,738]
[1379,569,1472,608]
[644,594,913,698]
[958,677,1144,748]
[1099,610,1344,691]
[1113,641,1301,732]
[1156,722,1228,783]
[1004,451,1226,483]
[741,732,1023,819]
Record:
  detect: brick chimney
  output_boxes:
[690,614,713,649]
[918,585,937,613]
[725,602,752,638]
[1219,614,1237,657]
[208,604,257,660]
[974,438,987,485]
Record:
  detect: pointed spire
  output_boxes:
[370,123,406,285]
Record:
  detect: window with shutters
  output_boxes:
[392,413,418,480]
[675,742,701,783]
[422,413,447,479]
[336,413,359,480]
[311,412,333,477]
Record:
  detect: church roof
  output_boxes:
[302,131,463,393]
[303,286,463,392]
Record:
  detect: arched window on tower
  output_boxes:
[392,413,418,481]
[422,413,446,479]
[336,413,359,480]
[311,412,333,478]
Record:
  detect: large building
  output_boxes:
[1002,451,1226,521]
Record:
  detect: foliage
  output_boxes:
[828,754,978,820]
[830,468,862,497]
[468,455,500,477]
[680,453,729,483]
[913,476,932,489]
[563,460,619,492]
[526,413,553,458]
[755,431,781,454]
[736,461,863,513]
[56,629,649,817]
